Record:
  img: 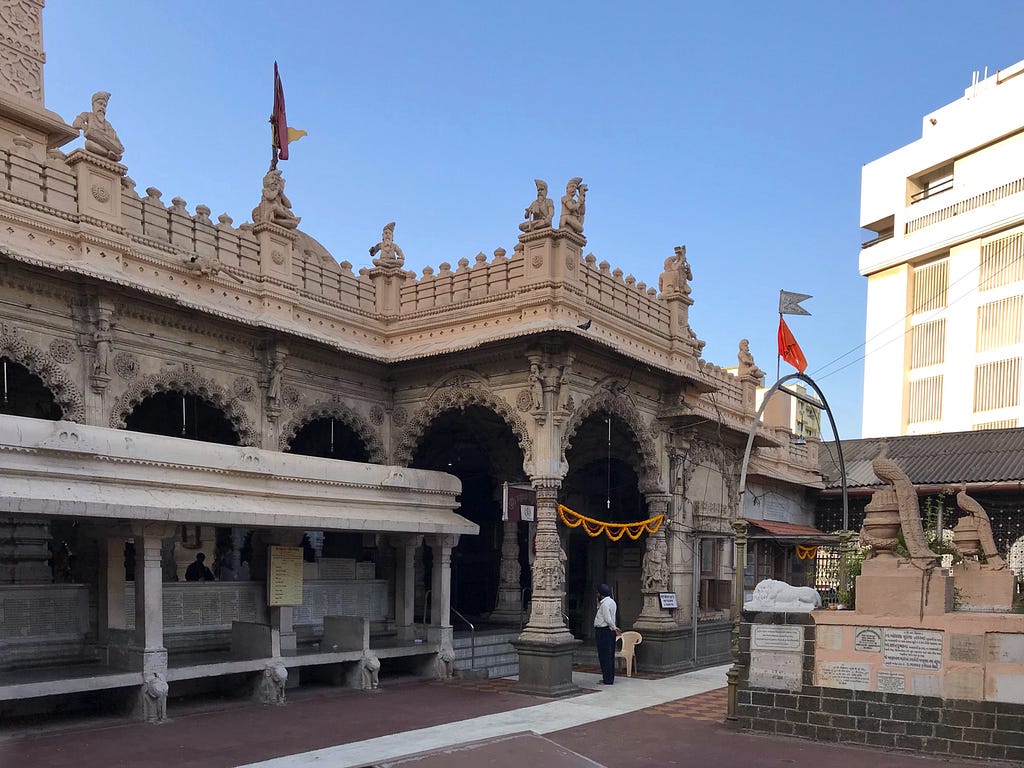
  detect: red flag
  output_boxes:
[778,316,807,373]
[273,62,289,160]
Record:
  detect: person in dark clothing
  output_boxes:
[593,583,621,685]
[185,552,215,582]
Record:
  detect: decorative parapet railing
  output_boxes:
[904,175,1024,235]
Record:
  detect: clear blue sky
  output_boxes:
[42,2,1024,438]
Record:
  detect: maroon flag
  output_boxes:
[273,62,289,161]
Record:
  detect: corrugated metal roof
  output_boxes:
[819,428,1024,490]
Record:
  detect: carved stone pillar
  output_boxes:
[513,478,579,697]
[490,519,523,624]
[97,536,126,645]
[633,494,688,673]
[389,534,421,642]
[726,520,748,722]
[426,534,458,644]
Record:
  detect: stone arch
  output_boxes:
[110,369,258,446]
[278,400,385,463]
[561,390,661,491]
[0,329,85,422]
[395,384,532,469]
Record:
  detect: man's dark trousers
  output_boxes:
[595,626,616,684]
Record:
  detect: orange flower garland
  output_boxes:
[558,504,664,541]
[796,545,818,560]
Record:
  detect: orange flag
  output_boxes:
[778,316,807,373]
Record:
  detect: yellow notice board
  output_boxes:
[268,546,304,606]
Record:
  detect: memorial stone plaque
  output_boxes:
[752,624,803,652]
[356,561,376,580]
[319,558,356,580]
[749,650,803,691]
[854,627,882,653]
[986,633,1024,664]
[876,670,905,694]
[816,624,843,651]
[912,674,941,696]
[988,673,1024,704]
[883,628,943,670]
[950,633,983,663]
[816,661,871,690]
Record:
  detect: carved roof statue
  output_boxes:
[953,484,1006,568]
[737,339,765,382]
[861,450,937,566]
[71,91,124,161]
[658,245,692,296]
[252,169,300,229]
[558,177,587,235]
[369,221,405,267]
[520,179,554,232]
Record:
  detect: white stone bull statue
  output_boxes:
[743,579,821,613]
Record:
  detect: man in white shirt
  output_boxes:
[593,583,621,685]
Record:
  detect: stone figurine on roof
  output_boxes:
[558,177,587,234]
[659,245,692,296]
[520,179,554,232]
[252,169,300,229]
[738,339,765,382]
[369,222,405,267]
[71,91,124,162]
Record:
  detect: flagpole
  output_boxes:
[776,312,781,382]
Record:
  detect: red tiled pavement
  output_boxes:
[1,681,1016,768]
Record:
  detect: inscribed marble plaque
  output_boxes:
[883,628,943,670]
[949,634,983,663]
[356,561,376,580]
[319,558,356,580]
[817,662,870,690]
[854,627,882,653]
[944,667,983,700]
[912,674,940,696]
[749,650,803,691]
[986,633,1024,664]
[752,624,803,652]
[815,624,843,651]
[268,546,304,607]
[876,670,905,694]
[988,673,1024,704]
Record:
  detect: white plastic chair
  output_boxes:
[615,631,643,677]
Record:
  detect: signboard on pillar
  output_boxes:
[502,482,536,522]
[268,545,303,606]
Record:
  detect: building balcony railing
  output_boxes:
[905,176,1024,235]
[861,231,894,250]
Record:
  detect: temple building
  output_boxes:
[0,2,821,721]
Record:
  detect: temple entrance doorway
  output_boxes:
[124,390,239,445]
[561,414,647,638]
[410,405,526,621]
[0,357,61,420]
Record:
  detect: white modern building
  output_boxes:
[861,60,1024,437]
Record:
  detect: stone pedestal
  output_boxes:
[67,149,126,226]
[952,564,1014,611]
[634,626,691,674]
[856,555,953,617]
[512,637,581,697]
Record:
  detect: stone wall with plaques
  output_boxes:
[737,610,1024,763]
[0,585,91,668]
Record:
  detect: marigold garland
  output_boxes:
[796,545,818,560]
[558,504,664,541]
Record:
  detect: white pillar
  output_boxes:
[426,534,458,643]
[98,536,126,644]
[392,535,421,642]
[490,519,523,624]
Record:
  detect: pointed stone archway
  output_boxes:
[279,401,385,463]
[110,370,257,446]
[0,330,84,422]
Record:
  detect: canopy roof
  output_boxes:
[0,415,476,536]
